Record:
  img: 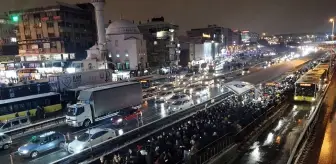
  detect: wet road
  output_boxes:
[0,56,314,164]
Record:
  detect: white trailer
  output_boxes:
[48,69,113,92]
[65,82,142,127]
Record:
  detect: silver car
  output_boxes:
[0,133,12,150]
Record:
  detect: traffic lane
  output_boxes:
[238,59,310,85]
[233,104,311,164]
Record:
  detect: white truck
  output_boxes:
[66,59,106,73]
[65,82,142,127]
[48,69,113,93]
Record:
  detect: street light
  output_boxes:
[329,18,334,40]
[328,18,334,76]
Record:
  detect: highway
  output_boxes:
[232,54,325,164]
[0,55,313,164]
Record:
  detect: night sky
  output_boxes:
[1,0,335,35]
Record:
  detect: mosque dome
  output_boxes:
[106,19,140,35]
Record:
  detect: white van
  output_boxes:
[0,116,31,132]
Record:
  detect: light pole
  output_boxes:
[329,18,335,75]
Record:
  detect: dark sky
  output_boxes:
[1,0,336,35]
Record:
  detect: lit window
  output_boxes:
[10,37,17,42]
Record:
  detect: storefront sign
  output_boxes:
[202,33,211,38]
[18,38,60,45]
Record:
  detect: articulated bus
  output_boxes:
[294,69,327,102]
[0,92,61,121]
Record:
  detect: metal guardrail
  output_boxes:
[51,91,235,164]
[4,116,65,139]
[286,75,333,164]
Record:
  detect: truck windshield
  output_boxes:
[67,106,84,116]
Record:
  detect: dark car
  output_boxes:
[111,108,142,126]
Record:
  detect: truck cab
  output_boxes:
[66,103,92,127]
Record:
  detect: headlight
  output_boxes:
[21,150,29,154]
[74,146,84,153]
[117,118,123,123]
[312,98,316,101]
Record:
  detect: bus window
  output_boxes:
[25,102,31,110]
[0,106,7,115]
[32,101,38,109]
[8,105,13,113]
[45,99,50,106]
[18,103,25,111]
[13,104,19,112]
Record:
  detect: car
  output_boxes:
[241,68,250,75]
[166,94,190,104]
[0,133,12,150]
[0,116,31,132]
[110,108,142,126]
[68,128,117,154]
[202,79,214,86]
[155,91,174,102]
[168,99,194,111]
[143,93,155,100]
[159,83,175,91]
[192,86,209,97]
[18,131,66,158]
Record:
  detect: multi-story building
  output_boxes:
[0,15,18,56]
[241,31,259,44]
[138,17,179,68]
[187,25,236,61]
[8,2,97,62]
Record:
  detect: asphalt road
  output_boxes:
[0,55,313,164]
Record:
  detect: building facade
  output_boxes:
[241,31,259,43]
[0,15,18,56]
[8,2,97,61]
[138,17,179,68]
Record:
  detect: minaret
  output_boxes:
[91,0,107,61]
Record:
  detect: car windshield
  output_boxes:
[159,92,168,96]
[67,107,77,116]
[29,136,41,144]
[77,132,91,142]
[172,101,183,105]
[170,95,180,99]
